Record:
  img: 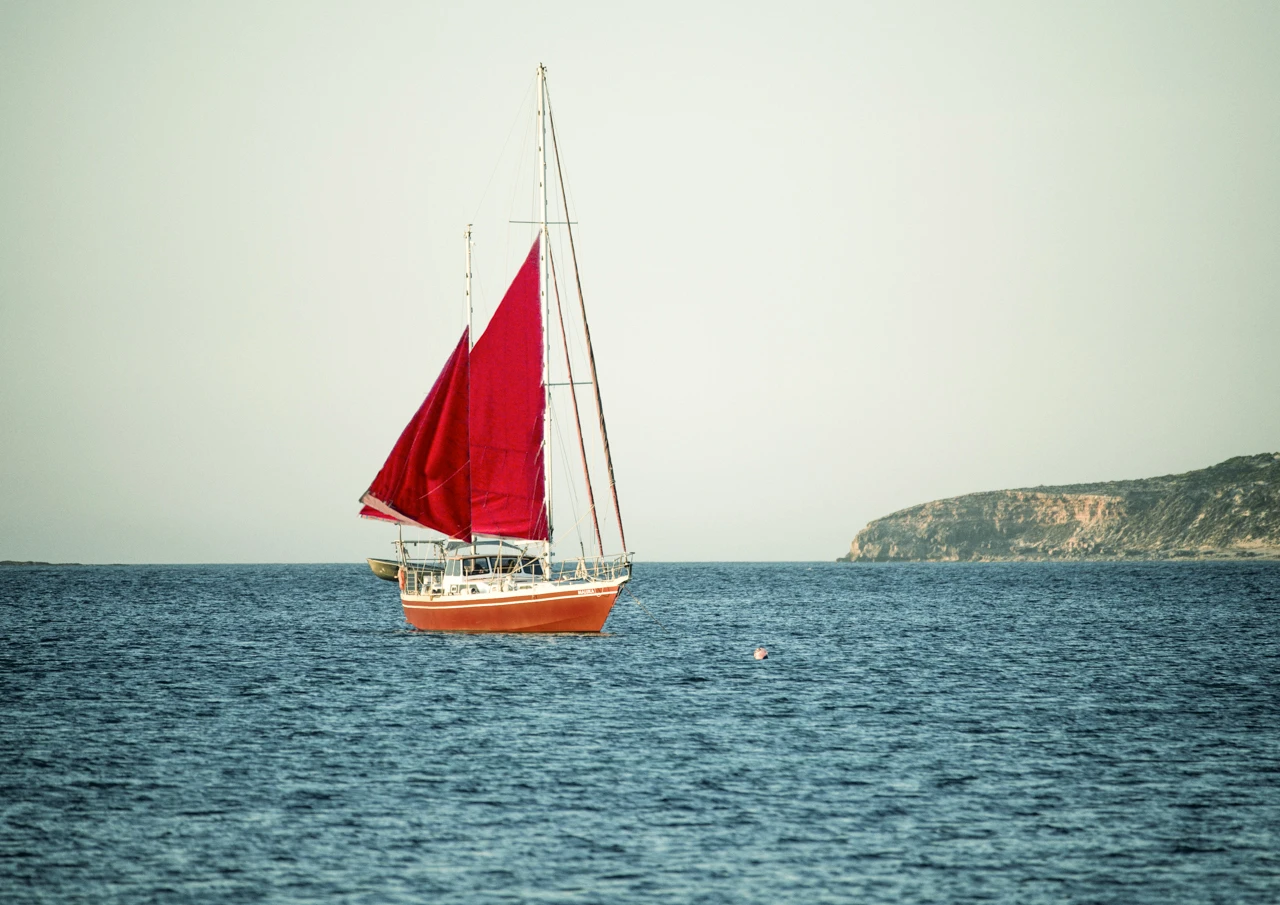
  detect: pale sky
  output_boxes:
[2,1,1278,563]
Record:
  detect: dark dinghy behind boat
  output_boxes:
[367,558,401,581]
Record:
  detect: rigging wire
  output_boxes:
[459,77,535,324]
[505,109,535,299]
[470,76,536,225]
[546,249,591,559]
[545,81,628,554]
[556,216,614,551]
[623,585,672,635]
[546,380,588,551]
[547,236,604,556]
[548,394,587,556]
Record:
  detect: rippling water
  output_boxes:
[3,562,1279,902]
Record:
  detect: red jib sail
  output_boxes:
[360,329,472,539]
[469,239,548,540]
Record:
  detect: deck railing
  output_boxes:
[548,554,631,583]
[400,554,630,596]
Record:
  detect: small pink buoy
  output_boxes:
[753,647,768,660]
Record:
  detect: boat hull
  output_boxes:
[400,581,622,632]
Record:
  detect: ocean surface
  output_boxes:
[3,562,1279,903]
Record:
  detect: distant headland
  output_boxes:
[0,561,84,567]
[840,453,1280,562]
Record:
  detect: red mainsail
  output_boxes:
[469,239,548,540]
[360,329,472,539]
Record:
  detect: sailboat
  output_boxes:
[358,64,631,632]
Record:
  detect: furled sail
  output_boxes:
[359,329,472,539]
[358,504,400,523]
[469,239,548,540]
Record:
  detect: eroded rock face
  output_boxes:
[841,453,1280,562]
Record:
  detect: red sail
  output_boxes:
[358,504,399,523]
[470,239,548,540]
[360,329,471,539]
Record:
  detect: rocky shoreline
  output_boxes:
[840,453,1280,562]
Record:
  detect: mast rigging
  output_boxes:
[545,83,628,553]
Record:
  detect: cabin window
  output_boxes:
[448,552,539,577]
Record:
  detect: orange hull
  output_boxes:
[400,583,621,632]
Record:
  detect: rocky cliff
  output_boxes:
[840,453,1280,562]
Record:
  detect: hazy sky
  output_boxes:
[2,1,1278,563]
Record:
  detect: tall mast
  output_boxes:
[464,224,474,546]
[546,85,628,554]
[464,224,473,349]
[538,63,552,553]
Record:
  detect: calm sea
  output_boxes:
[3,562,1279,903]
